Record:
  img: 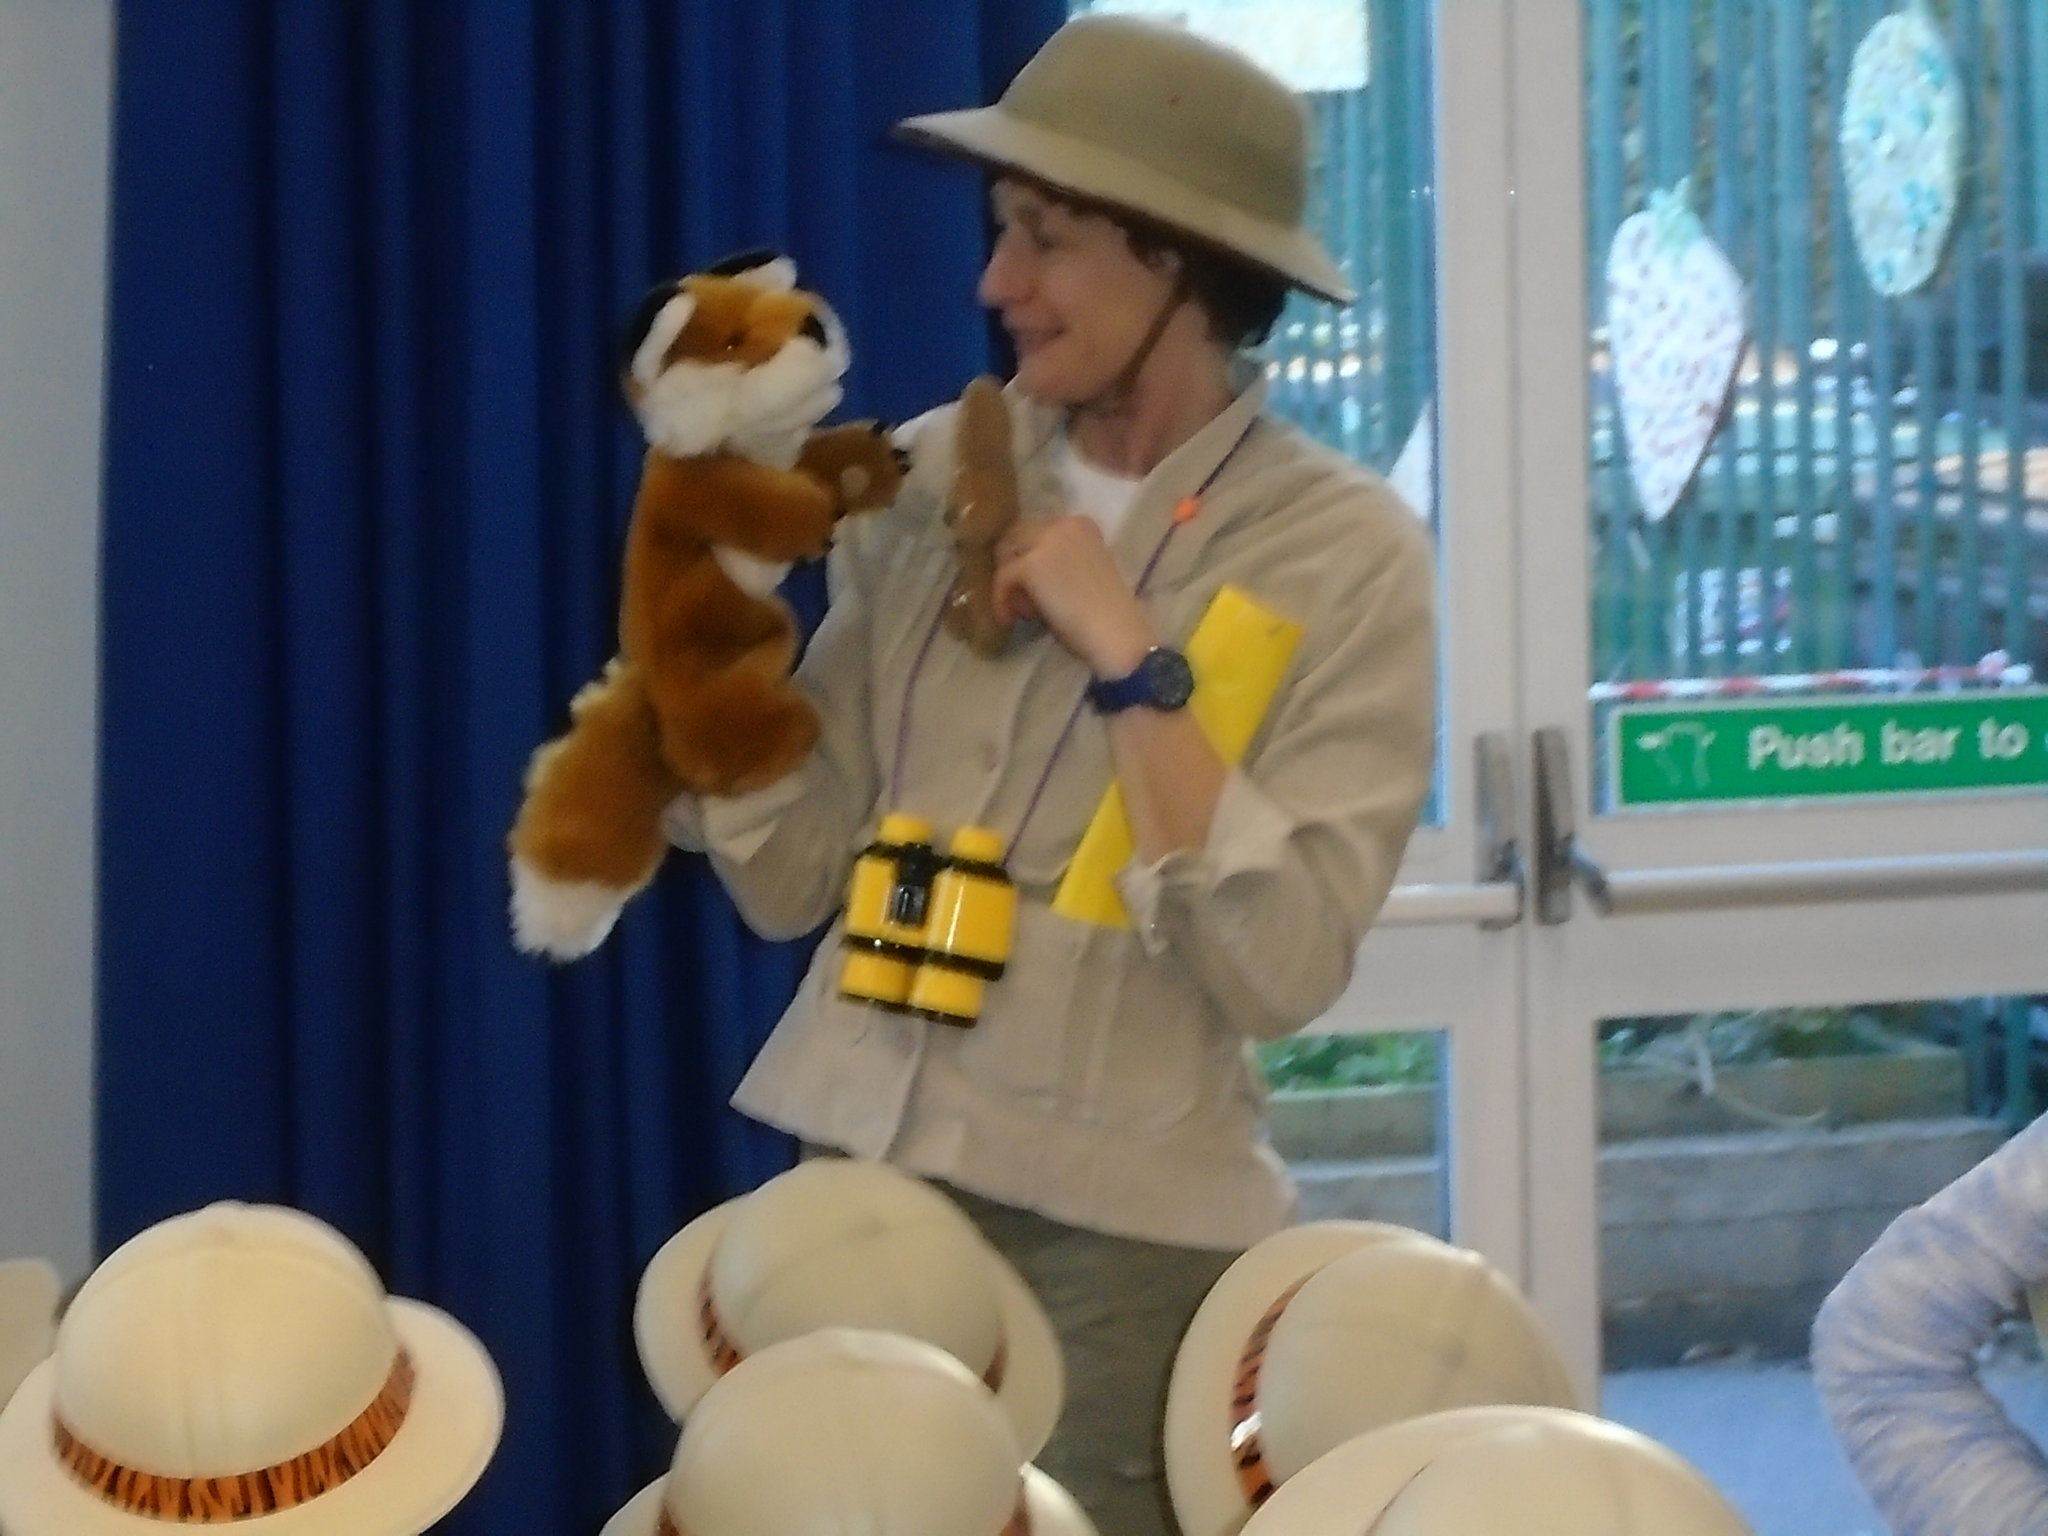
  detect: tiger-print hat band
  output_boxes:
[51,1350,416,1522]
[1228,1277,1312,1508]
[696,1273,1009,1394]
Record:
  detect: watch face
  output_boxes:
[1143,647,1196,710]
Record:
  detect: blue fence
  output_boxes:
[1263,3,1436,482]
[1587,0,2048,684]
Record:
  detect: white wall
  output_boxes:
[0,0,112,1281]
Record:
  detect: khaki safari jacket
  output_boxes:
[666,376,1436,1250]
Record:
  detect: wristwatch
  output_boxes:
[1087,646,1196,714]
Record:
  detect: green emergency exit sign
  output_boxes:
[1613,690,2048,807]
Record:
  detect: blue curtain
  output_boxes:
[97,2,1059,1531]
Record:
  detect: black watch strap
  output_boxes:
[1087,647,1195,714]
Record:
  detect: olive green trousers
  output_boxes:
[937,1181,1240,1536]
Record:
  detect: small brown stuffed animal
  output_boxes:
[507,252,904,960]
[942,374,1023,657]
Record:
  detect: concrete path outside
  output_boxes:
[1603,1358,2048,1536]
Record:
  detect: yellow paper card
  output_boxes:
[1052,585,1303,928]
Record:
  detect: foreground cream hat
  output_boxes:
[894,14,1352,304]
[635,1159,1061,1457]
[0,1203,502,1536]
[1236,1405,1752,1536]
[601,1329,1096,1536]
[1166,1222,1581,1536]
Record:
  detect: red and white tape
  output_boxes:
[1589,653,2034,704]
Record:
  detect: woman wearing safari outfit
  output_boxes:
[665,15,1435,1533]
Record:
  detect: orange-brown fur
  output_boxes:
[506,264,903,958]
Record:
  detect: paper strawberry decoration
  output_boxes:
[1606,179,1749,522]
[1840,1,1964,298]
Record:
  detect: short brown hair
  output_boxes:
[1002,177,1292,349]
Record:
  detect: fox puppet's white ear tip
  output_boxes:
[703,248,798,292]
[738,254,798,292]
[631,292,698,390]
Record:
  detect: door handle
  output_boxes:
[1530,725,2048,918]
[1378,731,1525,928]
[1532,725,1584,924]
[1569,849,2048,915]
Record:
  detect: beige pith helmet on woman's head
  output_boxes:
[894,14,1353,306]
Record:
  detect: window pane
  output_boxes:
[1259,1028,1451,1238]
[1596,995,2046,1536]
[1584,0,2046,812]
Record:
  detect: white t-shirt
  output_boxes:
[1056,435,1142,540]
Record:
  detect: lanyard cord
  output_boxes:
[885,414,1260,855]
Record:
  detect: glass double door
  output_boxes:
[1292,0,2047,1526]
[1078,0,2046,1519]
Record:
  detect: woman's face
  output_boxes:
[978,179,1179,406]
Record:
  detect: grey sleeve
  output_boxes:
[1812,1115,2048,1536]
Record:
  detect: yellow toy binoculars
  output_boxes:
[840,813,1017,1027]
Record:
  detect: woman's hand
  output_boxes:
[990,514,1157,677]
[993,512,1227,862]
